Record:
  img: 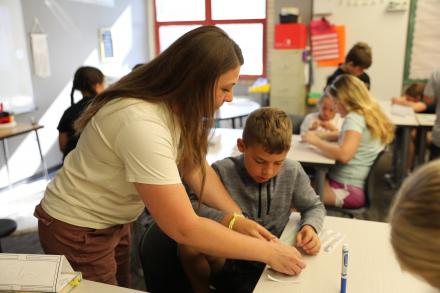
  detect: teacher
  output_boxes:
[34,26,305,287]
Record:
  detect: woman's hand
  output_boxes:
[267,241,306,275]
[295,225,321,255]
[301,131,321,146]
[231,216,277,242]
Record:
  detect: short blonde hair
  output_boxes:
[242,107,292,154]
[389,160,440,289]
[327,74,394,145]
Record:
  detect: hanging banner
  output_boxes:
[310,18,339,61]
[30,33,51,78]
[317,25,346,67]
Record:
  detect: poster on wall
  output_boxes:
[30,33,51,78]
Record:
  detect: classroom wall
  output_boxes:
[0,0,149,188]
[310,2,409,100]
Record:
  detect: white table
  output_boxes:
[253,213,436,293]
[0,124,48,187]
[378,101,419,187]
[215,97,260,128]
[207,128,335,198]
[75,280,144,292]
[415,113,436,167]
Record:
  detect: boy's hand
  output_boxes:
[233,217,277,242]
[295,225,321,255]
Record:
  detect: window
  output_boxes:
[154,0,267,77]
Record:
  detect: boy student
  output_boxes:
[180,107,326,293]
[326,42,372,90]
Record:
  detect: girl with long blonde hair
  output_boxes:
[302,74,394,208]
[34,26,305,286]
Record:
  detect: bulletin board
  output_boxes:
[403,0,440,84]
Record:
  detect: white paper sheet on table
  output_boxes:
[0,253,81,292]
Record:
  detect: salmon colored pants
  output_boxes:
[34,204,131,287]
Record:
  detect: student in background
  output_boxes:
[391,83,427,112]
[35,26,303,287]
[326,42,372,90]
[392,83,427,171]
[300,94,343,140]
[302,75,394,208]
[57,66,105,159]
[424,68,440,159]
[180,107,325,293]
[389,160,440,290]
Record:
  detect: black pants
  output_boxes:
[430,143,440,160]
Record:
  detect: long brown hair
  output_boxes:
[327,74,394,145]
[75,25,243,192]
[70,66,104,105]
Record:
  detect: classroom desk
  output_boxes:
[253,213,436,293]
[215,97,260,128]
[207,128,335,198]
[74,280,144,292]
[0,124,48,186]
[378,101,418,187]
[414,113,435,167]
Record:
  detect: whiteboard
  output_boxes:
[0,0,35,114]
[404,0,440,82]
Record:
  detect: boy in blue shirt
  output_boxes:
[180,107,325,293]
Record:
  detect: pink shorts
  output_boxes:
[329,179,365,209]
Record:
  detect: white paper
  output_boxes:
[268,268,302,283]
[390,104,415,117]
[319,229,345,253]
[30,33,51,78]
[0,253,76,292]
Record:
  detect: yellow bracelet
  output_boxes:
[228,213,244,230]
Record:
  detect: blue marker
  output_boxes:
[341,244,349,293]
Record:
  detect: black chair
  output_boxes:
[328,151,385,218]
[138,222,192,293]
[0,219,17,252]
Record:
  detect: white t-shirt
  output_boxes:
[42,98,182,229]
[300,112,344,134]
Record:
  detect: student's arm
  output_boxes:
[188,189,275,240]
[135,182,305,275]
[322,131,339,142]
[58,132,69,152]
[320,120,338,131]
[392,97,427,112]
[290,162,325,255]
[183,160,242,214]
[302,130,361,164]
